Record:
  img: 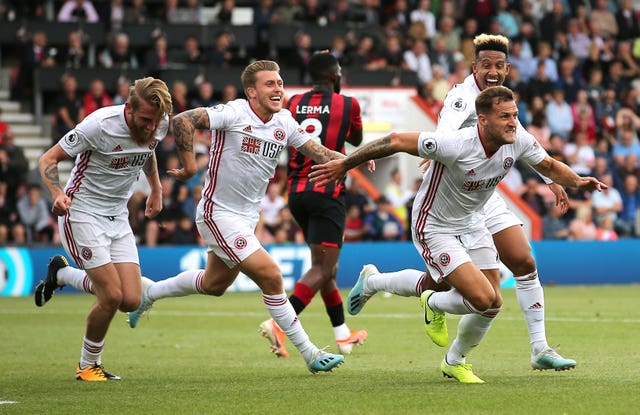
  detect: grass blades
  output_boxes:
[1,285,639,415]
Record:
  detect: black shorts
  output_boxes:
[288,192,345,248]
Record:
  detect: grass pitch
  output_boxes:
[1,285,639,415]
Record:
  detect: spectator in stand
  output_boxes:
[60,30,87,69]
[112,76,130,105]
[430,36,456,78]
[527,111,552,150]
[219,83,238,104]
[383,168,413,233]
[564,130,596,176]
[380,34,405,71]
[612,127,640,171]
[542,201,570,240]
[434,15,460,52]
[272,206,304,244]
[11,31,56,101]
[613,153,639,190]
[459,17,479,68]
[145,176,183,246]
[509,39,536,83]
[144,34,170,76]
[83,78,113,116]
[595,216,618,241]
[569,205,597,240]
[556,55,583,104]
[209,31,234,69]
[344,204,365,242]
[174,35,207,66]
[571,90,597,137]
[606,60,632,100]
[344,178,373,222]
[464,0,493,33]
[124,0,149,24]
[527,59,555,104]
[170,80,190,115]
[0,107,9,146]
[259,181,286,237]
[57,0,99,23]
[566,18,591,64]
[253,0,277,60]
[0,147,25,245]
[594,87,619,136]
[410,0,436,39]
[298,0,327,24]
[348,34,385,71]
[538,0,568,45]
[16,183,54,243]
[590,0,618,39]
[520,177,548,217]
[190,80,217,109]
[591,156,612,181]
[618,174,640,237]
[1,129,28,188]
[99,32,138,69]
[547,133,568,164]
[537,40,559,81]
[615,41,639,80]
[591,172,622,226]
[616,0,640,41]
[363,196,404,241]
[546,89,573,140]
[494,0,518,38]
[54,74,84,141]
[430,65,451,103]
[403,38,432,84]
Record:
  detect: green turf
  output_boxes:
[1,285,639,415]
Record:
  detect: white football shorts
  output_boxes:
[58,209,139,270]
[414,227,499,283]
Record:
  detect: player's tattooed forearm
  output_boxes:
[172,108,209,153]
[343,136,392,170]
[43,162,60,186]
[303,140,343,164]
[143,152,158,175]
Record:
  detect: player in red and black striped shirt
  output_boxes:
[260,52,368,357]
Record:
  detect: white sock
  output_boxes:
[514,271,549,355]
[263,292,316,361]
[429,289,481,315]
[446,307,501,365]
[367,269,424,297]
[80,336,104,368]
[334,323,350,341]
[57,266,94,294]
[147,270,205,301]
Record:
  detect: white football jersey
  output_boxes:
[59,105,169,216]
[437,73,552,184]
[412,127,547,235]
[199,99,311,222]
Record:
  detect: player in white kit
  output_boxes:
[126,60,347,373]
[35,77,172,381]
[309,86,605,383]
[346,34,578,372]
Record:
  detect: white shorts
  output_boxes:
[414,228,499,283]
[59,209,139,270]
[196,210,262,268]
[481,193,523,235]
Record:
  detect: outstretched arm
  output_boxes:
[532,156,607,192]
[309,132,420,186]
[169,108,211,181]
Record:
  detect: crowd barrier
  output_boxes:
[1,240,639,297]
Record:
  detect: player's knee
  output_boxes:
[200,280,228,296]
[98,289,123,310]
[468,290,497,312]
[506,254,536,276]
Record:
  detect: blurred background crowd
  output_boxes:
[1,0,640,247]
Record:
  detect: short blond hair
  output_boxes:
[128,77,172,117]
[241,60,280,91]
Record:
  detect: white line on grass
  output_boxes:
[5,309,640,324]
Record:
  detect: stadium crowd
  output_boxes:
[1,0,640,246]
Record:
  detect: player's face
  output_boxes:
[473,50,510,91]
[247,70,284,120]
[483,99,518,146]
[126,99,163,146]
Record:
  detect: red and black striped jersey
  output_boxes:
[287,89,362,197]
